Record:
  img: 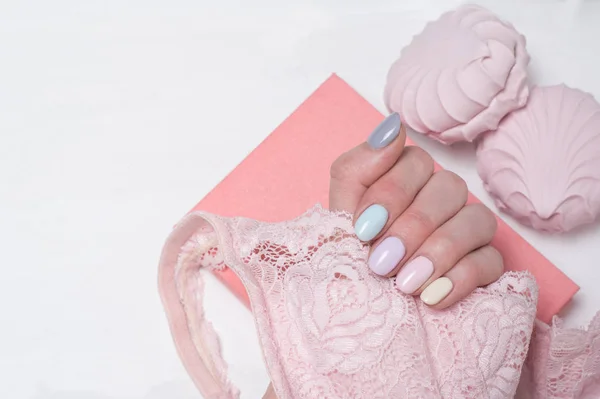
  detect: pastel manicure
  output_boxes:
[420,277,453,305]
[396,256,434,294]
[367,112,402,149]
[368,237,406,276]
[354,204,388,241]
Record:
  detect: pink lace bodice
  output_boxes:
[158,205,600,399]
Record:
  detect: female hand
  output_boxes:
[263,113,503,399]
[329,113,503,308]
[329,113,504,309]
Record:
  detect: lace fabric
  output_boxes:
[158,205,600,399]
[517,316,600,399]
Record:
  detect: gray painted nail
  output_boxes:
[367,112,402,149]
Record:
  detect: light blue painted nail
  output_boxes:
[354,204,388,241]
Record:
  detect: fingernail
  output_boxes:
[368,237,406,276]
[355,204,388,241]
[367,112,401,149]
[420,277,453,306]
[396,256,434,294]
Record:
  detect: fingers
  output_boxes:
[354,146,435,242]
[421,245,504,309]
[395,203,497,294]
[366,170,466,275]
[328,113,504,311]
[329,113,406,212]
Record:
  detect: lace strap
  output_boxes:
[158,213,240,399]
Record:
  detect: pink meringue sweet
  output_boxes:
[476,84,600,233]
[384,5,530,144]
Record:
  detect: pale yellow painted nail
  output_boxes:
[420,277,453,305]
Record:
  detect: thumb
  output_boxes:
[329,112,406,212]
[262,384,278,399]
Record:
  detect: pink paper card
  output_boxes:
[191,74,578,323]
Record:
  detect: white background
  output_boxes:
[1,0,600,398]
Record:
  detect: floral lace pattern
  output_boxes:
[517,315,600,398]
[158,204,600,399]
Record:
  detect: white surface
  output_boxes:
[2,1,600,398]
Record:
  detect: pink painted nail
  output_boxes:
[368,237,405,276]
[395,256,434,294]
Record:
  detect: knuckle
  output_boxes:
[466,203,498,238]
[378,172,414,205]
[475,246,505,283]
[437,170,468,201]
[405,146,434,174]
[404,207,436,232]
[486,246,505,274]
[432,235,456,260]
[377,179,407,201]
